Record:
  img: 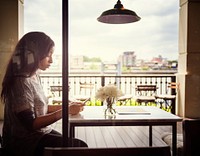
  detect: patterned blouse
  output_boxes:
[3,73,52,156]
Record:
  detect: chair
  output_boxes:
[162,118,200,156]
[74,82,94,102]
[50,86,63,104]
[79,82,94,96]
[155,82,179,114]
[44,146,171,156]
[182,118,200,156]
[162,133,183,156]
[50,86,63,97]
[135,85,157,106]
[117,94,133,105]
[49,85,92,105]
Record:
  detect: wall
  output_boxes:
[0,0,24,120]
[178,0,200,118]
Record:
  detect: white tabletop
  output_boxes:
[69,106,182,124]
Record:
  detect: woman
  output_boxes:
[1,32,87,156]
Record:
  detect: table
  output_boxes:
[69,106,182,156]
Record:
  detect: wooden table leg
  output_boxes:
[70,126,75,138]
[172,123,177,156]
[149,125,152,146]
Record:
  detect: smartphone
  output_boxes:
[83,98,90,104]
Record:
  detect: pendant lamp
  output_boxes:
[97,0,141,24]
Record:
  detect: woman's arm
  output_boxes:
[33,104,63,130]
[48,104,62,113]
[17,107,62,131]
[32,102,84,130]
[48,102,85,115]
[69,102,85,115]
[33,108,62,130]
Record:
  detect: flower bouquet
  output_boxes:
[95,84,123,116]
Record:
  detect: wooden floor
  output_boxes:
[0,120,182,148]
[52,120,183,148]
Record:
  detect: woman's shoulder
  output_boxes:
[15,76,33,83]
[14,76,36,90]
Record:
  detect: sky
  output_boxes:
[24,0,179,62]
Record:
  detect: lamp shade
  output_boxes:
[97,0,141,24]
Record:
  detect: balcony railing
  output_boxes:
[40,74,176,103]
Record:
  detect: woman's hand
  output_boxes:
[69,102,84,115]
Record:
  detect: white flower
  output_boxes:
[95,85,123,102]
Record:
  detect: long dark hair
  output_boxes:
[1,32,55,103]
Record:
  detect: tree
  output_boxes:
[83,56,101,62]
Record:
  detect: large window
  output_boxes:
[24,0,179,70]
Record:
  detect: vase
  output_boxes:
[104,97,116,117]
